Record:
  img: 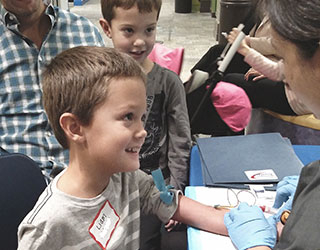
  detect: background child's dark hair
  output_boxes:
[101,0,162,23]
[42,46,146,149]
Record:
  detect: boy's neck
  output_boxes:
[141,57,154,74]
[57,165,111,199]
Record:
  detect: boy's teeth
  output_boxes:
[127,147,138,153]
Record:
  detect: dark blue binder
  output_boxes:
[197,133,304,190]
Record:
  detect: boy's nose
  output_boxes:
[133,38,146,47]
[139,128,147,139]
[136,124,147,141]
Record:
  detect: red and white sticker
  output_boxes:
[245,169,278,181]
[89,201,120,250]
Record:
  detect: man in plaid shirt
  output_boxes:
[0,0,105,177]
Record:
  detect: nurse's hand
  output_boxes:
[273,175,299,209]
[224,203,277,250]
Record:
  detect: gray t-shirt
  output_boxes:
[140,63,191,191]
[17,170,180,250]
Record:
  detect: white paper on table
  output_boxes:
[186,186,276,250]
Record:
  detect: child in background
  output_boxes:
[224,24,311,116]
[99,0,191,249]
[17,46,228,250]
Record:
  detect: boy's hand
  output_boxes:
[224,203,277,250]
[165,219,180,232]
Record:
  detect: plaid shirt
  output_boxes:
[0,2,105,175]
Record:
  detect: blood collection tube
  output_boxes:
[260,205,279,215]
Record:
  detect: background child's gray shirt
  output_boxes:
[140,63,191,191]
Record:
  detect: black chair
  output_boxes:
[0,153,47,250]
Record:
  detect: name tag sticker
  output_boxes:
[245,169,278,181]
[89,201,120,250]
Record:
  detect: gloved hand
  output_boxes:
[266,213,277,228]
[224,202,277,250]
[273,175,299,209]
[273,196,293,222]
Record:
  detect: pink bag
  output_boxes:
[210,81,252,132]
[148,43,184,75]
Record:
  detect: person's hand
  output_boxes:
[273,196,293,222]
[244,68,266,81]
[227,28,241,44]
[164,219,180,232]
[273,175,299,209]
[224,203,277,250]
[227,28,250,56]
[265,213,288,242]
[245,35,251,47]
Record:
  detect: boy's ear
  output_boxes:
[60,113,85,144]
[99,18,112,38]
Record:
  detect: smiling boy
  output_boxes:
[99,1,192,248]
[17,46,227,250]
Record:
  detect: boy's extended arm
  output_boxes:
[166,195,277,249]
[171,195,228,236]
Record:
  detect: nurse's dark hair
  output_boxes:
[265,0,320,58]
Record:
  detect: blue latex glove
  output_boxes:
[266,214,277,226]
[273,175,299,209]
[224,202,277,250]
[273,196,293,222]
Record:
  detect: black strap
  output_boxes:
[0,147,9,155]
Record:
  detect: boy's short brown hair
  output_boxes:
[42,46,146,149]
[101,0,162,23]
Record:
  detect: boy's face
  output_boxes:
[82,77,147,174]
[100,4,158,66]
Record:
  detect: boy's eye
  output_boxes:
[123,28,134,34]
[146,27,155,33]
[124,113,133,121]
[141,114,146,123]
